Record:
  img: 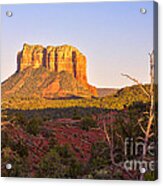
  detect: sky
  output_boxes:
[0,1,154,88]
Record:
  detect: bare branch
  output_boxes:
[138,121,146,135]
[149,132,154,138]
[121,73,150,98]
[140,51,155,180]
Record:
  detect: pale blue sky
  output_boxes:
[1,2,154,88]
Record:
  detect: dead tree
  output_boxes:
[98,51,155,180]
[122,51,156,180]
[101,113,135,179]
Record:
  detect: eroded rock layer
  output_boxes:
[17,43,87,86]
[10,43,98,98]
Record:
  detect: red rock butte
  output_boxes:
[17,43,97,97]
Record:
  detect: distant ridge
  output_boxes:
[97,88,118,97]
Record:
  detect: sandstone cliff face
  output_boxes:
[17,43,87,85]
[16,43,97,97]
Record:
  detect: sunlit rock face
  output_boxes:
[16,43,97,97]
[17,43,87,85]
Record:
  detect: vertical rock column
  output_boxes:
[17,43,45,71]
[76,54,87,85]
[56,46,74,75]
[45,46,56,71]
[32,46,45,69]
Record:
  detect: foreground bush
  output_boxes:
[37,145,84,178]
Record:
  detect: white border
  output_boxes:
[0,0,162,185]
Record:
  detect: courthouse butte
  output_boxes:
[2,43,97,99]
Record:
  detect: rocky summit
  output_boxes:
[2,43,97,99]
[17,43,88,85]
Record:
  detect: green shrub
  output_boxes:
[37,145,83,178]
[72,110,81,120]
[81,116,98,131]
[25,117,42,136]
